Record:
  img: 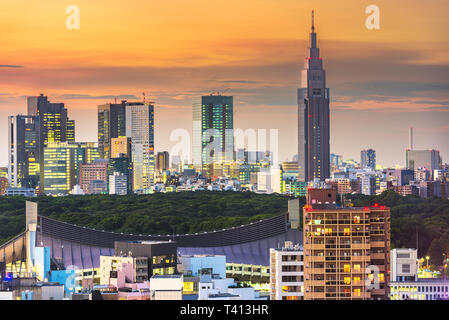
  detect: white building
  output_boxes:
[390,280,449,300]
[391,248,418,282]
[360,174,376,195]
[198,275,266,300]
[150,275,183,300]
[269,241,304,300]
[125,102,155,192]
[389,248,449,300]
[109,172,128,195]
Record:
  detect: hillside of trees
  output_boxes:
[348,191,449,266]
[1,190,448,266]
[0,191,290,244]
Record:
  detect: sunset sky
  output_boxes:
[1,0,448,167]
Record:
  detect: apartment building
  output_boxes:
[269,241,304,300]
[303,188,390,300]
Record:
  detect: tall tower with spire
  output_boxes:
[297,11,330,182]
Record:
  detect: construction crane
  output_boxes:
[210,88,230,96]
[142,91,155,104]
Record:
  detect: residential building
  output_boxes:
[303,188,391,300]
[391,248,418,282]
[270,241,304,300]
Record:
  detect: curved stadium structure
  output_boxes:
[1,200,302,272]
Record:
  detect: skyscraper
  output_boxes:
[27,94,76,190]
[361,149,376,170]
[125,102,155,192]
[42,142,99,195]
[298,11,330,182]
[156,151,170,173]
[8,115,41,189]
[406,149,441,177]
[192,95,234,177]
[27,94,75,145]
[110,136,132,159]
[98,101,127,159]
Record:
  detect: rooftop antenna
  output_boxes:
[312,10,315,32]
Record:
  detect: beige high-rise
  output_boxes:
[303,188,390,300]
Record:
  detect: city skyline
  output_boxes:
[1,0,448,167]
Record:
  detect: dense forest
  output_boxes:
[0,191,289,244]
[1,190,448,265]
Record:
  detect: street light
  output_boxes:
[426,256,430,269]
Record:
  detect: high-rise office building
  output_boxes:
[109,172,128,195]
[98,102,127,159]
[125,102,155,192]
[303,188,390,300]
[192,95,234,177]
[27,94,75,145]
[406,149,441,179]
[297,11,330,182]
[110,136,132,159]
[27,94,76,189]
[42,142,99,195]
[361,149,376,170]
[8,115,41,189]
[108,156,133,194]
[156,151,170,173]
[79,159,109,194]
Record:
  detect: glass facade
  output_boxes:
[43,142,99,195]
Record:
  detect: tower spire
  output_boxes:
[311,10,315,32]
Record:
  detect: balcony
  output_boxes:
[308,280,326,286]
[309,292,325,299]
[370,288,386,296]
[309,256,325,262]
[370,241,385,248]
[309,268,325,274]
[352,243,368,250]
[371,253,385,260]
[352,255,368,262]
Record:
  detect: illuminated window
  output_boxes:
[379,273,384,282]
[353,264,361,272]
[344,264,351,273]
[354,289,361,297]
[344,228,350,236]
[344,277,351,285]
[353,216,360,224]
